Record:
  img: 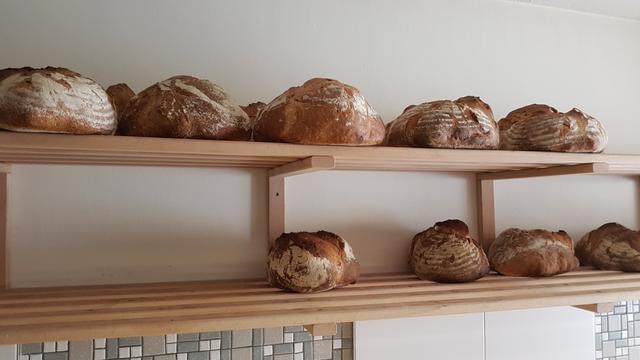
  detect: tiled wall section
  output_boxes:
[13,323,353,360]
[596,301,640,360]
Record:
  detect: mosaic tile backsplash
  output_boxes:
[595,301,640,360]
[13,324,352,360]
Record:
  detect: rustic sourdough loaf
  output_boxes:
[576,223,640,272]
[118,75,251,140]
[254,78,385,145]
[0,67,116,134]
[410,219,490,283]
[106,83,135,122]
[489,228,579,277]
[266,231,360,293]
[499,104,607,152]
[386,96,499,149]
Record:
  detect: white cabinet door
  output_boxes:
[355,314,485,360]
[485,307,594,360]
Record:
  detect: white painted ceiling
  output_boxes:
[508,0,640,20]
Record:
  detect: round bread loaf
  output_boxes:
[576,223,640,272]
[0,67,116,134]
[266,231,360,293]
[499,104,607,152]
[385,96,499,149]
[254,78,385,145]
[409,219,490,283]
[489,228,579,277]
[106,83,135,121]
[118,75,251,140]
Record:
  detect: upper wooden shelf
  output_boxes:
[2,132,640,173]
[1,267,638,344]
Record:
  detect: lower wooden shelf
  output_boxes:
[1,267,639,344]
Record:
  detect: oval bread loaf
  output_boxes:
[254,78,385,145]
[266,231,360,293]
[118,75,251,140]
[489,228,579,277]
[0,67,116,134]
[576,223,640,272]
[499,104,607,152]
[386,96,499,149]
[410,219,490,283]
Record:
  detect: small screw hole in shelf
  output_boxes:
[276,192,280,196]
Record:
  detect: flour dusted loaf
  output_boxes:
[410,220,489,283]
[118,75,251,140]
[254,78,385,145]
[266,231,360,293]
[106,83,135,121]
[499,104,607,152]
[0,67,116,134]
[576,223,640,272]
[489,228,579,277]
[386,97,499,149]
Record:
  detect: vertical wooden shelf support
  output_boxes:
[476,177,496,252]
[0,164,10,289]
[574,303,615,314]
[267,156,335,246]
[304,323,337,337]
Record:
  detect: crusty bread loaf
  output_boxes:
[0,67,116,134]
[489,228,579,277]
[386,96,499,149]
[499,104,607,152]
[241,102,266,122]
[410,219,490,283]
[266,231,360,293]
[118,75,251,140]
[576,223,640,272]
[106,83,135,122]
[254,78,385,145]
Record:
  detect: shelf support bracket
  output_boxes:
[477,162,609,181]
[0,164,10,289]
[267,156,335,246]
[304,323,337,337]
[574,303,615,314]
[476,176,495,252]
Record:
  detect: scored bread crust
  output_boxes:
[499,104,607,152]
[386,96,499,149]
[254,78,385,145]
[266,231,360,293]
[410,219,490,283]
[0,67,116,134]
[576,223,640,272]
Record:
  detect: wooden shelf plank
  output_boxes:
[1,268,639,344]
[2,132,640,173]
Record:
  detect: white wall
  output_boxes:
[2,0,640,359]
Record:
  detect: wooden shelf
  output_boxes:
[1,268,639,344]
[2,132,640,173]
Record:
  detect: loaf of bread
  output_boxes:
[385,97,499,149]
[241,102,266,122]
[254,78,385,145]
[576,223,640,272]
[489,228,579,277]
[0,67,116,134]
[118,75,251,140]
[410,219,489,283]
[499,104,607,152]
[106,83,135,121]
[266,231,360,293]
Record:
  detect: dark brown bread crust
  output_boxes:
[254,78,385,145]
[489,228,579,277]
[385,96,498,149]
[0,66,116,134]
[577,223,640,272]
[118,75,251,140]
[499,104,607,152]
[241,102,266,122]
[410,219,490,283]
[106,83,135,122]
[266,231,360,293]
